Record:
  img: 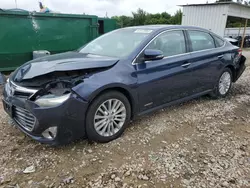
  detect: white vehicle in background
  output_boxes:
[225,36,250,47]
[224,37,239,46]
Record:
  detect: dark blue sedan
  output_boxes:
[2,25,246,145]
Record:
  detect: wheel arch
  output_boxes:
[87,86,137,119]
[225,65,236,82]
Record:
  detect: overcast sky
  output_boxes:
[1,0,216,17]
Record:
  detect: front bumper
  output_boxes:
[2,89,89,145]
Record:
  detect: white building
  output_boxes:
[181,2,250,37]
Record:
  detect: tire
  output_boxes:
[210,68,233,98]
[86,91,131,143]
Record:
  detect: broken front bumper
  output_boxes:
[2,88,89,145]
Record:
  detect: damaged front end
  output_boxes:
[2,52,119,144]
[27,72,86,107]
[30,80,76,107]
[3,70,107,145]
[9,52,119,105]
[7,68,91,108]
[3,74,90,145]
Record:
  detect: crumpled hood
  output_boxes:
[13,52,119,81]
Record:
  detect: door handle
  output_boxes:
[182,63,191,68]
[218,55,224,59]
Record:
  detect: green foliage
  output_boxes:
[112,15,133,27]
[132,8,147,26]
[226,16,250,28]
[169,9,182,25]
[112,9,182,27]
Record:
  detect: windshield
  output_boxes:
[79,28,153,58]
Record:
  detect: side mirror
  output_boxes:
[144,49,164,61]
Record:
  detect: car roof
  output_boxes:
[123,25,210,32]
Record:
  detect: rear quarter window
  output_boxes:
[212,35,225,47]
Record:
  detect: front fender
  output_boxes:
[71,59,138,116]
[72,77,139,117]
[71,68,138,101]
[73,81,135,100]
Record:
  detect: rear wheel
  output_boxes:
[210,68,233,98]
[86,91,131,143]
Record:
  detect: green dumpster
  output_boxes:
[0,10,116,71]
[98,17,119,35]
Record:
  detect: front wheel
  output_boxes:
[86,91,131,143]
[210,68,233,98]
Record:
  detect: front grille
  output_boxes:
[9,81,38,98]
[13,106,36,131]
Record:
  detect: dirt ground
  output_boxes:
[0,52,250,188]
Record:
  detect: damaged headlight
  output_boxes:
[35,93,71,107]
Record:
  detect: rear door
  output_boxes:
[186,30,226,92]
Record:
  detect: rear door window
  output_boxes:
[188,30,215,52]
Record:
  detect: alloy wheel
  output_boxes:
[218,71,231,95]
[94,99,126,137]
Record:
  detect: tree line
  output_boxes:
[111,1,250,28]
[112,8,182,28]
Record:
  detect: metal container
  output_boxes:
[0,10,116,71]
[98,17,118,35]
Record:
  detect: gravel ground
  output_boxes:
[0,53,250,188]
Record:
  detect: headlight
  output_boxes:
[4,79,11,96]
[35,93,71,107]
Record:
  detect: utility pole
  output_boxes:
[241,19,248,49]
[15,0,17,8]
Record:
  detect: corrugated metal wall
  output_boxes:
[182,5,229,36]
[228,4,250,19]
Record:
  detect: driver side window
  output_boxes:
[146,30,186,57]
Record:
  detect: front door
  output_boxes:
[135,30,196,112]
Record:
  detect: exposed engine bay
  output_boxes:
[12,68,108,101]
[15,69,90,88]
[29,80,74,101]
[5,51,119,108]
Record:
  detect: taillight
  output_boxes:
[238,49,242,56]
